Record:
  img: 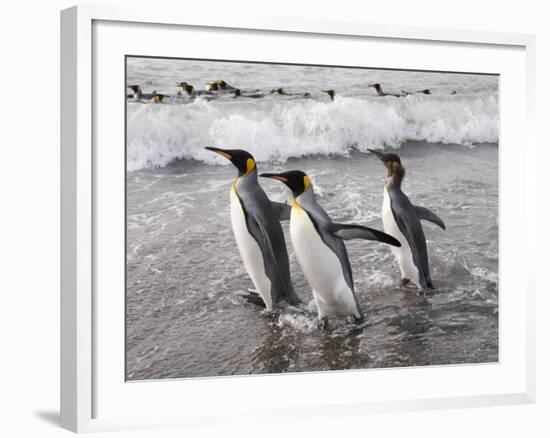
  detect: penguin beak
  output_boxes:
[367,148,386,161]
[204,147,232,160]
[259,173,288,183]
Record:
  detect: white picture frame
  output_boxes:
[60,4,537,433]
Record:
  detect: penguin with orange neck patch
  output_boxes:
[261,170,400,328]
[368,149,446,292]
[204,147,299,311]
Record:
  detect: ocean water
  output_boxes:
[125,58,498,380]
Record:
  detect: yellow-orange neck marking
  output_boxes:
[303,175,311,191]
[244,158,256,176]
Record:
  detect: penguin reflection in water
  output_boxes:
[204,147,300,311]
[261,171,401,329]
[368,150,446,292]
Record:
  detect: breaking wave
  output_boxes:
[127,93,498,171]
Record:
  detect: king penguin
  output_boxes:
[261,170,401,328]
[322,90,336,101]
[127,85,158,101]
[368,149,446,291]
[401,89,431,96]
[368,83,404,97]
[204,147,300,311]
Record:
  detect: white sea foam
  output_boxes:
[469,266,499,285]
[127,93,498,171]
[276,311,318,333]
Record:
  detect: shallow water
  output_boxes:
[126,142,498,380]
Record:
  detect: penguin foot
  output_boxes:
[421,288,435,298]
[318,317,329,331]
[400,278,412,288]
[353,315,365,325]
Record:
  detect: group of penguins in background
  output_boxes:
[127,79,452,104]
[204,147,446,330]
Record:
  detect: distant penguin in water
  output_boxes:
[261,170,400,328]
[233,89,264,99]
[205,80,235,92]
[180,84,197,98]
[322,90,336,101]
[204,147,300,310]
[368,149,446,292]
[270,88,311,99]
[214,80,235,90]
[368,83,404,97]
[179,84,217,101]
[127,85,159,101]
[153,94,167,103]
[402,89,431,96]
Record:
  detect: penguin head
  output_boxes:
[420,89,431,95]
[234,88,242,97]
[204,147,256,177]
[177,82,188,89]
[368,83,382,93]
[322,90,335,100]
[128,85,141,94]
[153,94,165,103]
[270,88,285,95]
[368,149,406,179]
[215,80,229,88]
[260,170,313,197]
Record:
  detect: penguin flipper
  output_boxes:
[391,200,432,289]
[415,206,446,230]
[270,201,291,221]
[328,223,401,247]
[252,213,300,305]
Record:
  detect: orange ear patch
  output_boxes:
[245,158,256,175]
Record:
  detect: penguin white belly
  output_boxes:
[382,188,420,288]
[230,187,273,310]
[290,204,359,318]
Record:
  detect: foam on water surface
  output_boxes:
[127,93,498,171]
[126,57,498,171]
